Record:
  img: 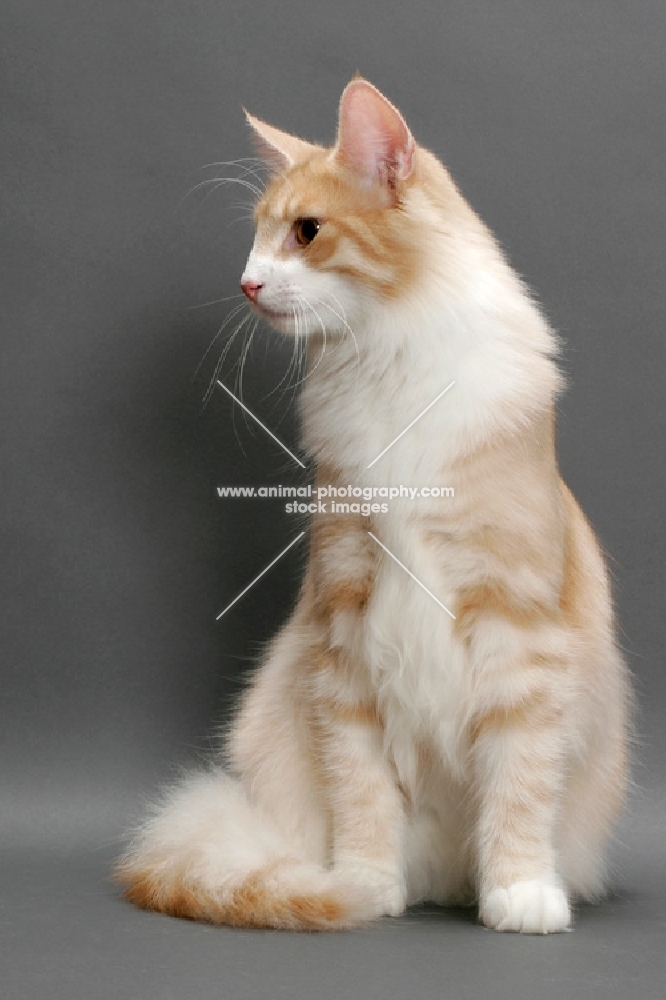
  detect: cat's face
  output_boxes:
[240,79,424,338]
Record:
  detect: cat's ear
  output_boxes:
[244,111,319,172]
[333,78,415,189]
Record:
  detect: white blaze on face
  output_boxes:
[241,234,363,339]
[240,248,274,295]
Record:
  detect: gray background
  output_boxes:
[2,0,665,996]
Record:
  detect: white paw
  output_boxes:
[381,879,408,917]
[338,862,407,917]
[480,878,571,934]
[363,880,406,917]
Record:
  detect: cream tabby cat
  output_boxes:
[116,78,631,933]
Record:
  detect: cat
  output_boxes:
[115,77,632,933]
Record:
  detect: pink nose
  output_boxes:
[241,280,263,303]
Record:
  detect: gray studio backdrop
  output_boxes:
[3,0,664,846]
[2,1,666,997]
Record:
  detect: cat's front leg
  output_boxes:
[470,680,571,934]
[312,657,407,919]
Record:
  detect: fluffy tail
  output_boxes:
[114,768,374,930]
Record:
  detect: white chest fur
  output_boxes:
[301,286,560,804]
[361,519,471,799]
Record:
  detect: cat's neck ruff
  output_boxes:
[300,228,562,482]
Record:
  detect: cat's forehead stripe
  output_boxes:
[257,157,386,222]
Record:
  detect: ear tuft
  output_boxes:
[244,110,320,173]
[334,79,415,189]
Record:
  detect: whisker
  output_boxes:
[318,290,361,384]
[289,305,308,397]
[262,309,301,402]
[194,301,248,381]
[280,295,326,395]
[198,176,262,207]
[225,316,259,451]
[201,310,253,408]
[324,292,360,358]
[177,175,262,212]
[203,319,246,404]
[295,295,328,385]
[283,304,308,412]
[188,292,245,311]
[236,318,256,412]
[198,158,269,188]
[276,303,308,418]
[197,159,267,189]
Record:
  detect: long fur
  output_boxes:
[115,78,631,934]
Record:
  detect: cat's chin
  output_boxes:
[253,305,299,335]
[259,309,347,339]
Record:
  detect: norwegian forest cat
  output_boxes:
[115,78,631,933]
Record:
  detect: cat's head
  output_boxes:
[240,78,447,338]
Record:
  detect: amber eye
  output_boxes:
[294,217,321,247]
